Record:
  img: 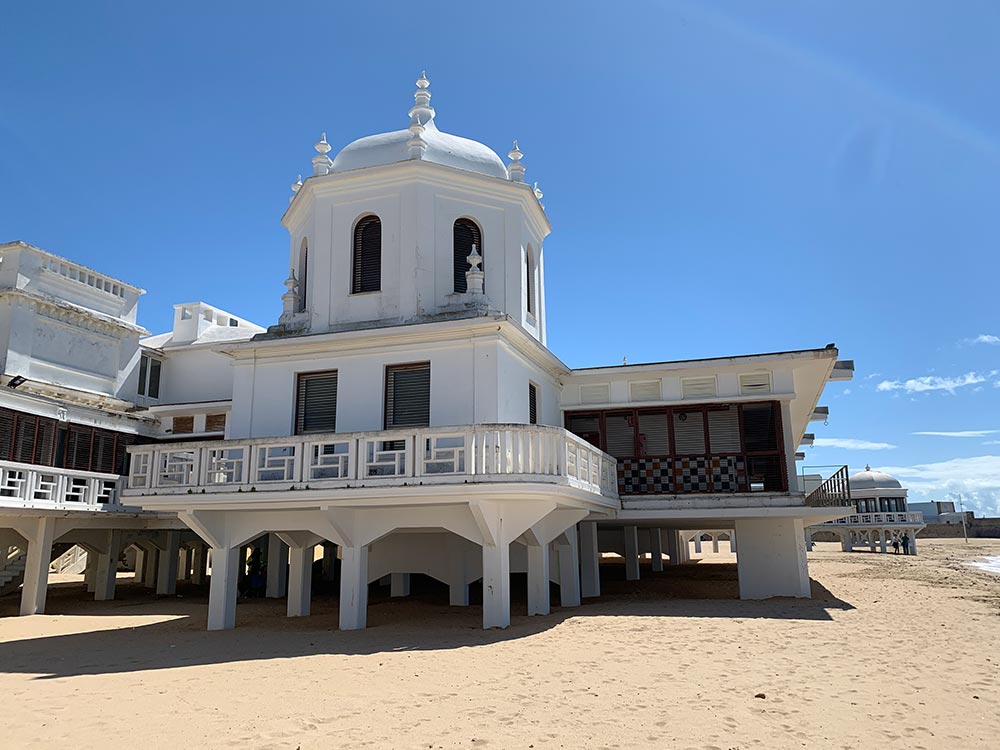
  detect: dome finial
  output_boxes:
[409,70,436,126]
[865,464,871,472]
[465,243,485,296]
[508,140,525,182]
[289,174,303,202]
[312,133,333,176]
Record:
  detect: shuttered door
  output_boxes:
[34,418,57,466]
[708,406,741,452]
[637,412,670,455]
[742,403,778,452]
[453,219,482,294]
[115,435,137,476]
[352,216,382,293]
[92,431,117,474]
[528,383,538,425]
[0,408,13,459]
[295,371,338,434]
[604,413,635,458]
[384,363,430,429]
[65,426,94,471]
[673,411,706,454]
[12,414,38,463]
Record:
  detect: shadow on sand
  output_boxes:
[0,562,854,679]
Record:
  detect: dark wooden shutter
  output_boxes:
[295,371,338,434]
[205,413,227,432]
[34,417,57,466]
[604,413,635,458]
[65,425,94,471]
[637,412,670,455]
[172,416,194,434]
[528,383,538,425]
[352,216,382,293]
[92,430,116,473]
[525,249,534,314]
[673,411,705,454]
[13,414,38,463]
[0,408,14,460]
[453,219,482,294]
[384,363,430,429]
[147,357,161,399]
[564,414,601,449]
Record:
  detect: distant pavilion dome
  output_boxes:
[849,465,903,491]
[329,72,509,180]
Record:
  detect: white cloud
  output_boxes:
[970,334,1000,345]
[913,430,1000,438]
[983,440,1000,446]
[877,455,1000,517]
[813,438,896,450]
[841,388,852,396]
[876,372,989,394]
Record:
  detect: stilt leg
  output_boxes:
[287,545,314,617]
[624,526,640,580]
[207,546,239,630]
[579,521,600,598]
[526,542,550,616]
[339,545,369,630]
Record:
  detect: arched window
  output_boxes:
[297,238,309,312]
[453,218,483,294]
[525,245,535,315]
[351,215,382,294]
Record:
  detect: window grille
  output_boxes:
[528,383,538,425]
[384,363,430,429]
[295,371,338,434]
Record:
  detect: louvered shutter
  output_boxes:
[453,219,482,294]
[564,414,601,448]
[682,376,717,399]
[92,431,117,473]
[604,413,635,458]
[172,416,195,434]
[34,417,57,466]
[205,413,227,432]
[352,216,382,293]
[296,371,338,434]
[739,372,771,395]
[0,408,13,460]
[65,426,94,471]
[137,355,149,396]
[384,363,430,429]
[580,384,610,405]
[528,383,538,425]
[673,411,706,454]
[637,412,670,455]
[630,380,661,402]
[742,402,778,452]
[115,435,136,476]
[13,414,38,463]
[708,406,741,452]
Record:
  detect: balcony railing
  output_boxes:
[0,460,123,510]
[805,465,851,507]
[827,511,924,526]
[124,424,620,502]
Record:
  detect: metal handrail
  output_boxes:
[805,465,851,507]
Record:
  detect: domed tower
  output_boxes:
[276,73,549,345]
[848,465,908,514]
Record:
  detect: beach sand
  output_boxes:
[1,538,998,749]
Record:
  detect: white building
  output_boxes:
[806,466,924,554]
[2,74,856,630]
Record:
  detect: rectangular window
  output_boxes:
[672,410,706,454]
[707,406,741,452]
[604,412,635,458]
[681,376,717,399]
[629,380,661,402]
[580,383,610,405]
[637,411,669,455]
[384,363,430,429]
[172,416,195,434]
[295,371,339,434]
[528,383,538,425]
[205,413,227,432]
[138,353,162,399]
[739,372,772,395]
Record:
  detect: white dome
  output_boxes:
[332,121,509,179]
[849,466,903,491]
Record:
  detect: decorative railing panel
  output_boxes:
[124,424,619,503]
[828,512,924,526]
[805,465,852,507]
[0,460,124,510]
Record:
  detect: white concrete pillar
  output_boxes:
[730,530,737,553]
[666,529,679,565]
[287,545,314,617]
[556,531,581,608]
[650,528,664,572]
[447,535,469,605]
[192,543,207,585]
[157,531,181,596]
[675,531,692,563]
[693,533,703,554]
[908,531,918,556]
[579,521,600,598]
[19,517,56,616]
[339,545,369,630]
[142,545,158,589]
[735,517,810,599]
[266,534,289,598]
[526,542,550,616]
[390,572,410,597]
[95,530,122,601]
[322,542,337,582]
[482,540,511,629]
[805,530,814,552]
[879,529,888,554]
[207,546,240,630]
[844,531,854,553]
[85,550,98,593]
[712,535,720,553]
[624,526,640,580]
[134,546,145,583]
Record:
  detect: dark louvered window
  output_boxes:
[298,239,309,312]
[0,408,14,460]
[525,247,535,315]
[384,363,430,429]
[708,406,741,452]
[172,416,195,434]
[92,431,117,474]
[205,413,227,432]
[453,219,483,294]
[352,215,382,294]
[65,425,94,471]
[295,371,338,434]
[138,353,162,399]
[528,383,538,425]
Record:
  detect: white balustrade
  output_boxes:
[124,424,619,503]
[0,460,123,510]
[829,511,924,526]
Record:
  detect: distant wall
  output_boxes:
[920,518,1000,539]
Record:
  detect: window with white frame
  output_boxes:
[137,353,162,399]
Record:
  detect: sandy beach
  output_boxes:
[2,538,998,750]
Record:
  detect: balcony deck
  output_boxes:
[123,424,620,510]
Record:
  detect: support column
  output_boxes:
[482,540,511,629]
[650,529,664,572]
[666,529,679,565]
[693,533,703,554]
[579,521,600,598]
[207,546,240,630]
[287,545,314,617]
[191,543,207,584]
[730,530,737,553]
[879,529,888,554]
[339,545,369,630]
[556,530,581,608]
[134,546,145,583]
[735,517,810,599]
[526,542,550,616]
[322,542,337,582]
[94,530,122,601]
[19,517,56,616]
[674,531,692,563]
[157,531,181,596]
[624,526,640,580]
[266,534,289,598]
[178,547,191,581]
[447,536,469,606]
[390,572,410,598]
[142,545,159,589]
[712,535,720,553]
[805,530,814,552]
[85,550,98,593]
[908,531,918,556]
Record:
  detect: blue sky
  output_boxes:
[2,2,998,513]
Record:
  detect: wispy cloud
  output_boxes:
[876,372,992,395]
[968,334,1000,345]
[877,455,1000,516]
[913,430,1000,438]
[813,438,896,450]
[983,440,1000,446]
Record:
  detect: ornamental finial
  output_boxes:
[465,243,485,296]
[508,140,525,182]
[312,133,333,176]
[409,70,435,125]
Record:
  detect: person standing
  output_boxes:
[891,535,900,554]
[901,532,910,556]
